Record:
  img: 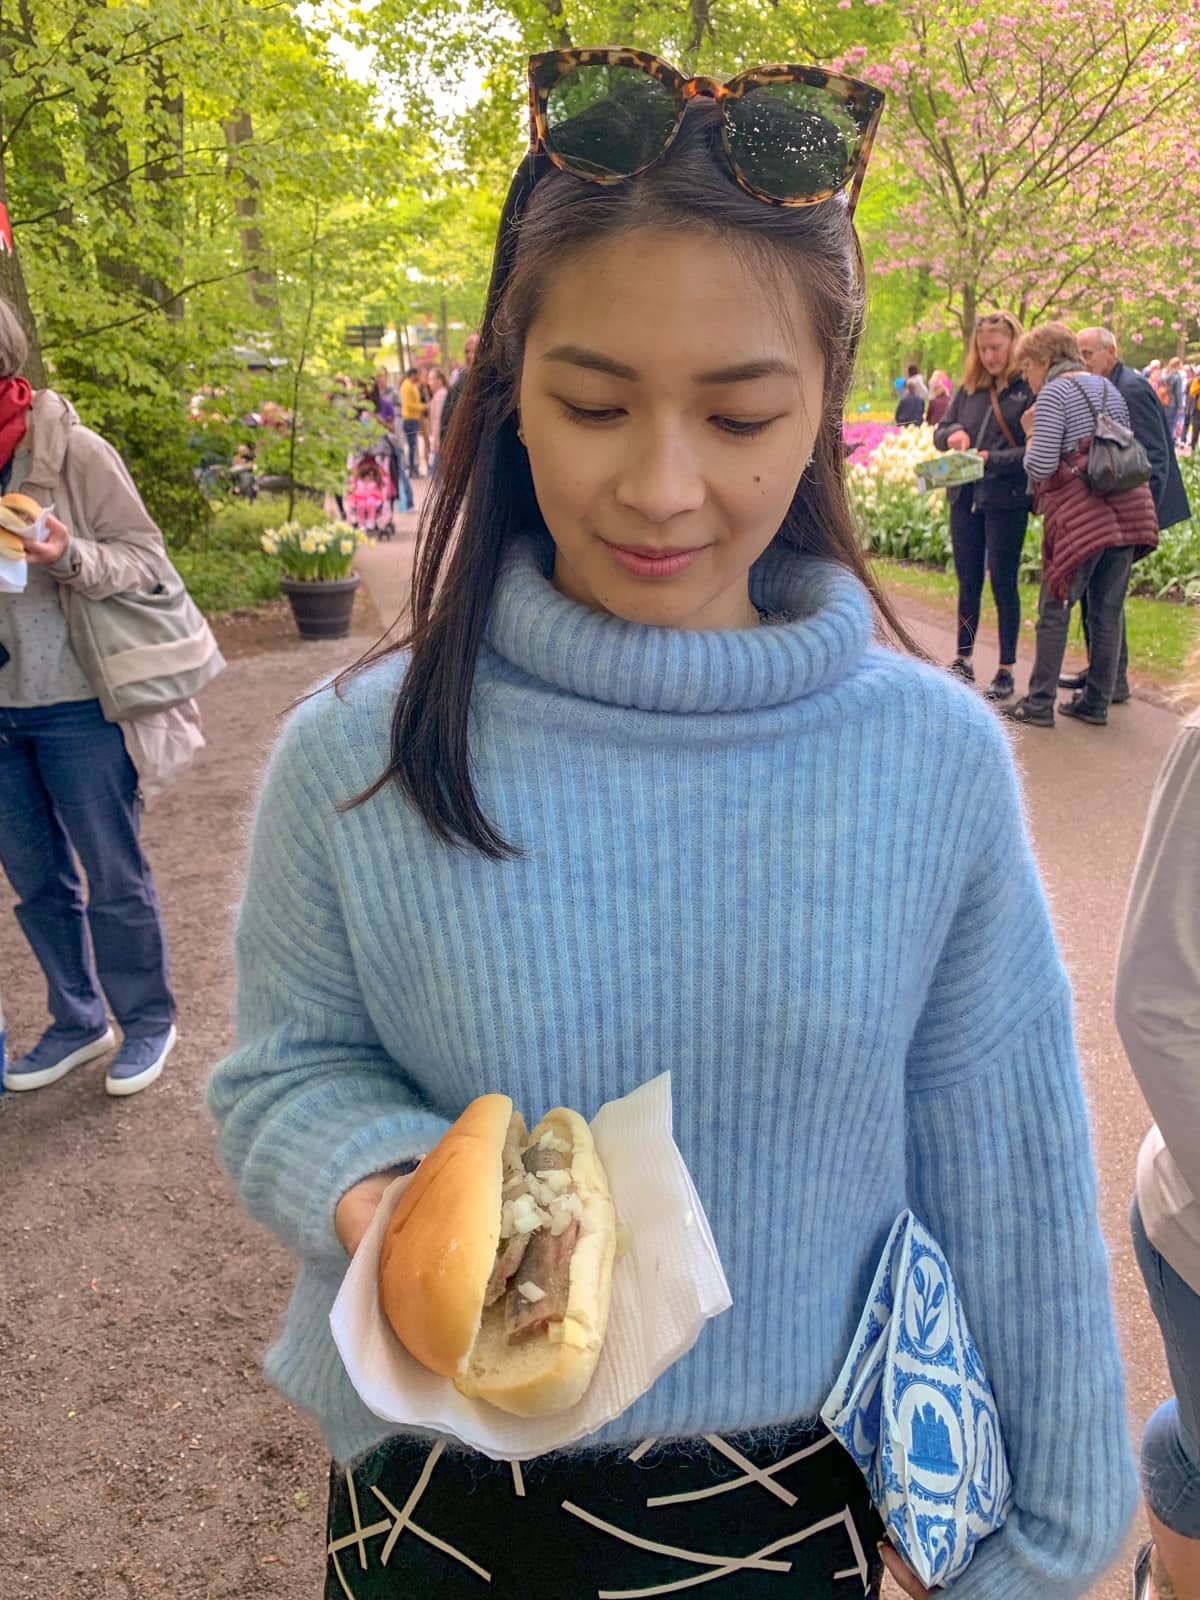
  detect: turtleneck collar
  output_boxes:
[482,534,875,716]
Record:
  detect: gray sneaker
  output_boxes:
[104,1025,177,1097]
[5,1025,116,1091]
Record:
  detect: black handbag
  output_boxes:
[1065,377,1152,496]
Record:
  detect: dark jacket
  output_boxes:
[894,391,925,426]
[1111,362,1191,531]
[1036,442,1159,600]
[933,376,1034,512]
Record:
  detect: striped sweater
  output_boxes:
[1025,369,1132,481]
[208,534,1135,1598]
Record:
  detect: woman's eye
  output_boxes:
[559,401,624,424]
[714,416,774,438]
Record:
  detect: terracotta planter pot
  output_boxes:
[281,573,360,640]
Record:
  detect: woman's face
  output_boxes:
[1022,355,1050,395]
[518,228,824,631]
[975,328,1013,379]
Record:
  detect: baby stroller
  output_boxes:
[344,437,412,538]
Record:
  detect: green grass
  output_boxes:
[875,557,1199,681]
[166,494,328,615]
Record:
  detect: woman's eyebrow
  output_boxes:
[541,346,797,385]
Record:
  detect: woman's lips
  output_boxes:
[605,543,706,579]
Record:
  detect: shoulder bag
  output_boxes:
[1066,376,1152,496]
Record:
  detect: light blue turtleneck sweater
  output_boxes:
[208,536,1134,1598]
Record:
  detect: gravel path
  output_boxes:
[0,556,1180,1598]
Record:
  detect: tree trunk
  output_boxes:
[222,110,276,314]
[960,280,977,351]
[0,131,46,385]
[145,57,185,319]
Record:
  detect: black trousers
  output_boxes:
[949,497,1029,663]
[1079,590,1130,697]
[325,1421,885,1598]
[1026,545,1136,714]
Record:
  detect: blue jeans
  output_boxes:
[0,699,175,1038]
[401,418,420,475]
[1131,1198,1200,1537]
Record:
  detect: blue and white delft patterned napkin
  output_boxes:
[820,1210,1012,1588]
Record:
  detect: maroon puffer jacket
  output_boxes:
[1036,442,1159,601]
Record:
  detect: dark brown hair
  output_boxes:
[342,99,917,858]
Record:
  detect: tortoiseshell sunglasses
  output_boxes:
[528,48,886,216]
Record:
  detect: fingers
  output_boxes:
[878,1540,931,1600]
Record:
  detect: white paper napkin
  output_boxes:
[330,1072,732,1461]
[0,502,53,595]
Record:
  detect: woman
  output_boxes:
[1117,691,1200,1600]
[209,55,1134,1599]
[925,370,952,428]
[426,365,449,471]
[0,296,177,1096]
[933,311,1033,701]
[893,375,925,426]
[1004,322,1158,728]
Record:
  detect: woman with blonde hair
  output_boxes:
[933,309,1033,701]
[1004,322,1157,728]
[925,369,952,428]
[1117,651,1200,1598]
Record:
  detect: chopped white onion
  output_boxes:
[537,1131,571,1154]
[517,1281,546,1302]
[513,1210,542,1235]
[536,1169,572,1194]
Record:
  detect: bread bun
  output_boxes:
[379,1095,617,1417]
[0,527,23,559]
[0,493,39,533]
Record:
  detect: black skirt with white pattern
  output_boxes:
[325,1419,885,1598]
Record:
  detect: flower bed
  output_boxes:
[844,421,1200,603]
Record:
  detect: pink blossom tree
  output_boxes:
[833,0,1200,352]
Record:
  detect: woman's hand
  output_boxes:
[1020,405,1037,437]
[22,513,71,567]
[878,1540,933,1599]
[946,428,971,451]
[976,450,989,462]
[335,1171,400,1256]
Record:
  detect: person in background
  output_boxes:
[1115,686,1200,1600]
[1189,367,1200,453]
[398,367,424,478]
[0,294,177,1096]
[1164,356,1186,443]
[426,367,449,472]
[1004,322,1157,728]
[905,362,929,401]
[372,369,397,429]
[438,331,478,449]
[1074,327,1192,703]
[417,367,433,474]
[925,370,952,428]
[893,375,925,426]
[934,309,1034,701]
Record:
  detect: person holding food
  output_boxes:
[0,295,178,1096]
[209,54,1134,1599]
[932,310,1033,702]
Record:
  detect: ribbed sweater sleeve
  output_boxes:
[206,701,451,1275]
[906,722,1136,1597]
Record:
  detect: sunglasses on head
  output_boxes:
[527,48,886,216]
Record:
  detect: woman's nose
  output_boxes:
[613,429,706,524]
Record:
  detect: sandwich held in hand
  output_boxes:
[378,1094,617,1417]
[0,492,39,559]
